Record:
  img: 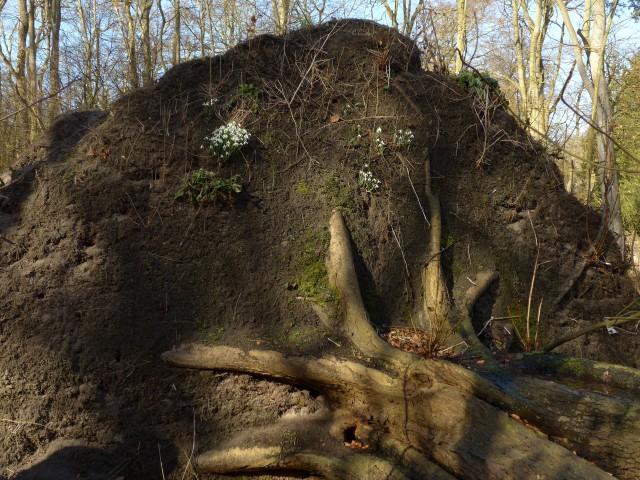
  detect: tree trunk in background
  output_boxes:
[589,0,625,255]
[555,0,624,257]
[27,0,40,139]
[94,0,104,107]
[16,0,30,138]
[140,0,153,86]
[47,0,61,123]
[221,0,239,48]
[114,0,139,90]
[455,0,466,74]
[510,0,553,139]
[272,0,290,35]
[526,0,551,138]
[172,0,181,65]
[511,0,527,116]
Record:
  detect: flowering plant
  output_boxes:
[373,127,386,155]
[202,121,251,160]
[358,164,382,193]
[393,128,414,149]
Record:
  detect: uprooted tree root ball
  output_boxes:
[1,20,639,479]
[162,210,640,480]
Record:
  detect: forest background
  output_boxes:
[1,0,639,264]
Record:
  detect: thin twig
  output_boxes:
[158,443,166,480]
[526,210,540,345]
[391,224,411,281]
[0,418,48,428]
[404,165,430,226]
[544,313,640,352]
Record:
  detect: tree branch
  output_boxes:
[543,313,640,352]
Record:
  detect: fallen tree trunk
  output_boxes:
[164,210,640,479]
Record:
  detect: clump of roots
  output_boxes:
[164,209,640,480]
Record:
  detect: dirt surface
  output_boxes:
[1,20,637,479]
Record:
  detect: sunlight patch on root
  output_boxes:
[192,409,418,480]
[161,344,399,393]
[197,448,413,480]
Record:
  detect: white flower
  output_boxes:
[358,166,382,193]
[393,128,414,149]
[205,121,251,160]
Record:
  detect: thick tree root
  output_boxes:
[164,211,640,479]
[514,352,640,392]
[164,343,617,479]
[457,269,499,358]
[420,155,450,329]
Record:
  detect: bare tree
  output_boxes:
[272,0,291,34]
[140,0,153,85]
[555,0,625,255]
[113,0,139,89]
[46,0,61,122]
[381,0,425,37]
[509,0,556,138]
[454,0,466,73]
[172,0,181,65]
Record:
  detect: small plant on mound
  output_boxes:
[175,169,242,204]
[234,82,259,101]
[456,69,499,93]
[349,124,363,147]
[392,128,414,150]
[508,302,542,352]
[202,121,251,161]
[373,126,386,155]
[230,83,260,112]
[358,164,382,193]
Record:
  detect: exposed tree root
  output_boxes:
[514,352,640,392]
[420,155,450,330]
[457,269,499,357]
[164,210,640,480]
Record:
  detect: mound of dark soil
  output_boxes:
[1,19,637,478]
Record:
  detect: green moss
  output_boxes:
[275,325,319,348]
[321,174,355,210]
[229,82,260,112]
[295,180,311,196]
[280,429,298,455]
[261,131,276,147]
[63,170,74,185]
[295,229,336,306]
[444,232,455,248]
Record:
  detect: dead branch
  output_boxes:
[543,313,640,352]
